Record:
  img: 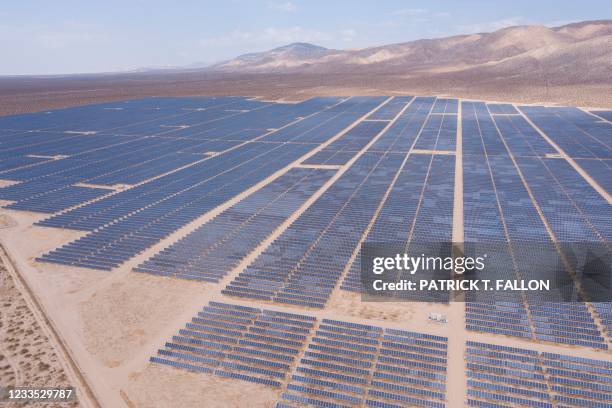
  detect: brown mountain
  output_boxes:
[2,20,611,116]
[211,42,342,71]
[211,20,612,83]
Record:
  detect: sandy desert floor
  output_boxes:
[0,72,611,116]
[0,255,78,408]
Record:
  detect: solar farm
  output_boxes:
[0,95,610,407]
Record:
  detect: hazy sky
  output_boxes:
[1,0,610,75]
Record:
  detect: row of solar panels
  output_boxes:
[342,153,455,298]
[304,120,388,165]
[0,96,269,133]
[466,340,612,408]
[36,143,315,270]
[133,167,335,281]
[281,320,447,408]
[225,152,403,308]
[152,301,449,408]
[520,105,611,197]
[150,301,612,407]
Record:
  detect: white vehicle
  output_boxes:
[429,313,448,323]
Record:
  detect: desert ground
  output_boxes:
[1,72,611,118]
[0,248,80,408]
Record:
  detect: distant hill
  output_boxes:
[210,20,612,83]
[211,42,341,71]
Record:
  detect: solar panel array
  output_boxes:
[487,103,519,115]
[280,320,448,408]
[0,96,308,212]
[301,150,356,166]
[462,101,534,338]
[510,156,611,344]
[520,106,612,163]
[151,301,315,387]
[431,98,458,114]
[36,142,316,270]
[342,154,431,293]
[370,97,436,152]
[574,159,612,195]
[32,96,388,271]
[342,95,456,295]
[0,95,610,404]
[591,110,612,122]
[593,303,612,338]
[303,121,388,165]
[341,154,455,301]
[466,341,612,408]
[524,157,610,243]
[461,101,609,349]
[492,114,556,157]
[262,97,387,144]
[414,113,456,151]
[0,154,49,172]
[133,168,335,282]
[367,96,414,121]
[4,183,114,213]
[151,301,448,407]
[224,152,405,308]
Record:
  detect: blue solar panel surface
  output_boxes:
[134,167,335,282]
[0,95,610,404]
[591,110,612,122]
[151,301,449,407]
[466,341,611,408]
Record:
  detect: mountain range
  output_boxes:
[2,20,611,116]
[209,20,612,84]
